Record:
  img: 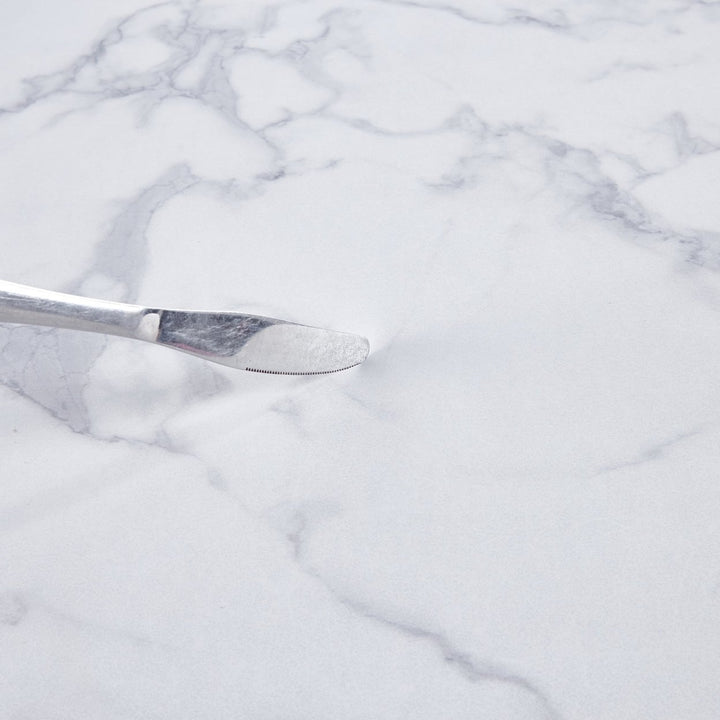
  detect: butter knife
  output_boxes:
[0,280,369,375]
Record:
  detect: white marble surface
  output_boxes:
[2,1,720,717]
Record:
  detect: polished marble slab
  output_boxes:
[2,1,720,718]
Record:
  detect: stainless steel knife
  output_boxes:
[0,280,369,375]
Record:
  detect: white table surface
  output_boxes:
[2,1,720,718]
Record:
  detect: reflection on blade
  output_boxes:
[239,323,370,375]
[154,309,369,375]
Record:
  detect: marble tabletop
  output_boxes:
[2,1,720,718]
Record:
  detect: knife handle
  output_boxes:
[0,280,155,340]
